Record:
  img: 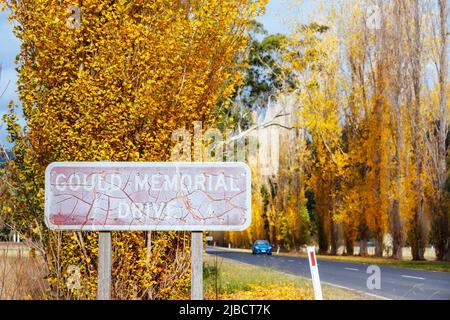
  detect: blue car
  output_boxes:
[252,240,272,255]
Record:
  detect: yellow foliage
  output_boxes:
[216,284,313,300]
[1,0,267,299]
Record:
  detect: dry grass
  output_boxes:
[314,254,450,272]
[0,244,48,300]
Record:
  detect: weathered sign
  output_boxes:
[45,162,251,231]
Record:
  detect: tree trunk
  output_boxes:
[318,213,329,254]
[444,239,450,261]
[374,231,383,257]
[330,218,338,255]
[391,199,403,259]
[345,237,354,256]
[359,224,369,256]
[432,0,449,262]
[389,0,405,261]
[410,208,426,260]
[329,190,338,255]
[432,201,449,260]
[261,185,270,241]
[372,0,387,260]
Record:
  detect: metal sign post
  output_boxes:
[191,231,203,300]
[307,246,323,300]
[97,231,112,300]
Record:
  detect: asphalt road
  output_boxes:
[206,247,450,300]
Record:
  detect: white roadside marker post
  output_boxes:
[307,246,323,300]
[97,231,112,300]
[191,231,203,300]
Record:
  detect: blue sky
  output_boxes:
[0,8,21,147]
[258,0,316,34]
[0,0,317,147]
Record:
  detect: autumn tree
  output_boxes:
[277,0,446,260]
[211,0,447,261]
[427,0,449,261]
[1,0,266,298]
[282,20,346,254]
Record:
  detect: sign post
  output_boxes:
[191,231,203,300]
[97,231,112,300]
[307,245,323,300]
[45,162,251,300]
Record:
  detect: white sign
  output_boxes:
[45,162,251,231]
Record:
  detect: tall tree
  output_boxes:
[1,0,266,298]
[429,0,449,261]
[406,0,428,260]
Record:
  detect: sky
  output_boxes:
[0,0,318,148]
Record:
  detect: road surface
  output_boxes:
[207,247,450,300]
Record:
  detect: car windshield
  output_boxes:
[255,240,269,245]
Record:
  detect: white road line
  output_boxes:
[288,259,295,262]
[344,267,359,271]
[401,275,425,280]
[312,283,391,300]
[363,291,392,300]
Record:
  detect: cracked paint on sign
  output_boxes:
[44,162,251,231]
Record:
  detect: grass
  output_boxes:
[314,254,450,273]
[203,254,377,300]
[218,247,450,273]
[0,251,48,299]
